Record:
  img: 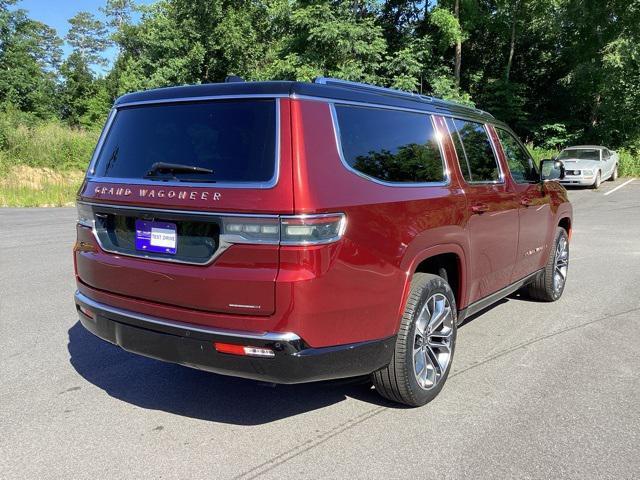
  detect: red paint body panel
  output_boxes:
[75,225,279,316]
[74,95,572,350]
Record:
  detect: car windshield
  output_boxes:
[557,149,600,161]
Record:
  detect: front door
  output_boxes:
[492,126,554,281]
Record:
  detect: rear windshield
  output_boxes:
[93,99,277,183]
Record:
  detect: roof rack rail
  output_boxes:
[313,77,493,118]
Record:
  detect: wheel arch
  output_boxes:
[397,244,469,333]
[558,216,571,238]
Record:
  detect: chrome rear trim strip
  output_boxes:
[75,291,301,342]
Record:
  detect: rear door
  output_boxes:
[445,118,519,304]
[493,126,553,281]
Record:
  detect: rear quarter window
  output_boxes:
[334,105,445,184]
[93,99,277,184]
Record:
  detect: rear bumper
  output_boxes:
[74,291,395,384]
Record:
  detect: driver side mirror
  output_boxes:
[540,159,565,181]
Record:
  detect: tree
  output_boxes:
[60,12,109,125]
[66,11,109,68]
[0,2,62,117]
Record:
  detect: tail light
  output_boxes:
[77,202,94,228]
[280,214,346,245]
[220,213,346,246]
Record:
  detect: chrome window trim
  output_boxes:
[471,124,506,185]
[87,108,117,176]
[444,117,473,182]
[86,97,282,190]
[75,291,301,342]
[115,93,289,108]
[329,103,450,188]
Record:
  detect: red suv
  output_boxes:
[74,78,572,406]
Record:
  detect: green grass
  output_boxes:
[0,177,83,207]
[0,160,85,207]
[0,110,95,206]
[618,149,640,176]
[0,116,99,171]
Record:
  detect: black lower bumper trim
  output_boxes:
[75,292,395,384]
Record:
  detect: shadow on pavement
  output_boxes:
[67,321,390,425]
[459,290,538,328]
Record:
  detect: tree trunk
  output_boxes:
[505,1,519,82]
[454,0,461,87]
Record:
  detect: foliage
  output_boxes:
[0,1,62,117]
[0,0,639,192]
[0,165,83,207]
[66,11,109,67]
[0,107,99,171]
[532,123,580,151]
[618,149,640,177]
[527,145,558,165]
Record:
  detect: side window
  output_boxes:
[334,105,445,183]
[446,118,500,183]
[603,149,610,160]
[496,128,539,183]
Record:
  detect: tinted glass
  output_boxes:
[447,118,500,183]
[94,100,276,183]
[335,105,444,183]
[557,149,600,161]
[496,128,539,183]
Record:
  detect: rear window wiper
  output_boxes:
[145,162,214,180]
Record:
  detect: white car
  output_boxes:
[557,145,619,189]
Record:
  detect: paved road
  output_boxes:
[1,179,639,479]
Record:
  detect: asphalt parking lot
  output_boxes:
[1,178,639,479]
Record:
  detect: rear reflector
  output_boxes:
[214,342,275,358]
[78,305,95,320]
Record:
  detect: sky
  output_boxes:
[16,0,156,71]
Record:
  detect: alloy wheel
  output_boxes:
[553,235,569,295]
[413,293,454,390]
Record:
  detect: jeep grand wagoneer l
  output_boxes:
[74,78,572,406]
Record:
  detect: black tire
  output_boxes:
[526,227,569,302]
[372,273,457,407]
[609,165,618,181]
[592,171,601,189]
